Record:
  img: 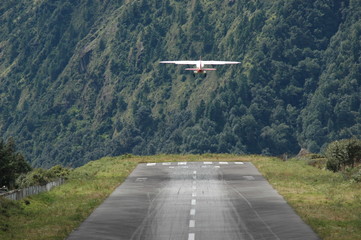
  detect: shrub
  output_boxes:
[325,139,361,172]
[351,170,361,183]
[307,158,327,169]
[16,166,71,188]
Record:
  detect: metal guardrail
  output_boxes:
[0,178,65,201]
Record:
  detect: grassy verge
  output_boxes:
[0,154,360,240]
[252,157,361,240]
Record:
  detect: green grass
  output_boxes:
[1,154,360,240]
[252,157,361,240]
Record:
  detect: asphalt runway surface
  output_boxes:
[67,162,320,240]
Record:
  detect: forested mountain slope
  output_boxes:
[0,0,360,167]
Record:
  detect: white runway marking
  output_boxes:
[188,233,195,240]
[235,162,244,164]
[193,171,197,174]
[219,162,228,164]
[135,178,147,182]
[162,162,171,165]
[189,220,195,228]
[178,162,187,165]
[146,163,156,166]
[190,209,196,215]
[204,162,213,164]
[215,166,220,168]
[192,192,197,197]
[191,199,196,205]
[244,176,255,180]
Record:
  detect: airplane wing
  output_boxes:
[159,61,199,65]
[160,60,240,65]
[201,61,241,65]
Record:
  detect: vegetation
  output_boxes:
[325,139,361,172]
[16,165,71,188]
[0,154,360,240]
[0,138,31,189]
[253,156,361,240]
[0,0,360,167]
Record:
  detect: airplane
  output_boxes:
[159,58,240,77]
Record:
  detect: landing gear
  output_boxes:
[192,71,207,78]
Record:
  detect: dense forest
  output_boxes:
[0,0,360,167]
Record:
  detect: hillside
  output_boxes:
[0,0,360,167]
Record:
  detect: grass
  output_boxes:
[0,154,360,240]
[252,157,361,240]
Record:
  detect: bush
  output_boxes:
[351,169,361,183]
[16,165,71,188]
[325,139,361,172]
[307,158,327,169]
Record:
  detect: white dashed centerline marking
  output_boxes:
[189,220,195,228]
[204,162,213,165]
[219,162,228,165]
[162,162,171,165]
[192,192,197,197]
[190,209,196,216]
[235,162,244,164]
[178,162,187,165]
[146,163,156,166]
[191,199,196,205]
[188,233,195,240]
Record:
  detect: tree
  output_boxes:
[0,138,32,189]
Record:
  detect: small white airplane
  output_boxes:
[159,58,240,76]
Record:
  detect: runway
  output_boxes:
[67,161,320,240]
